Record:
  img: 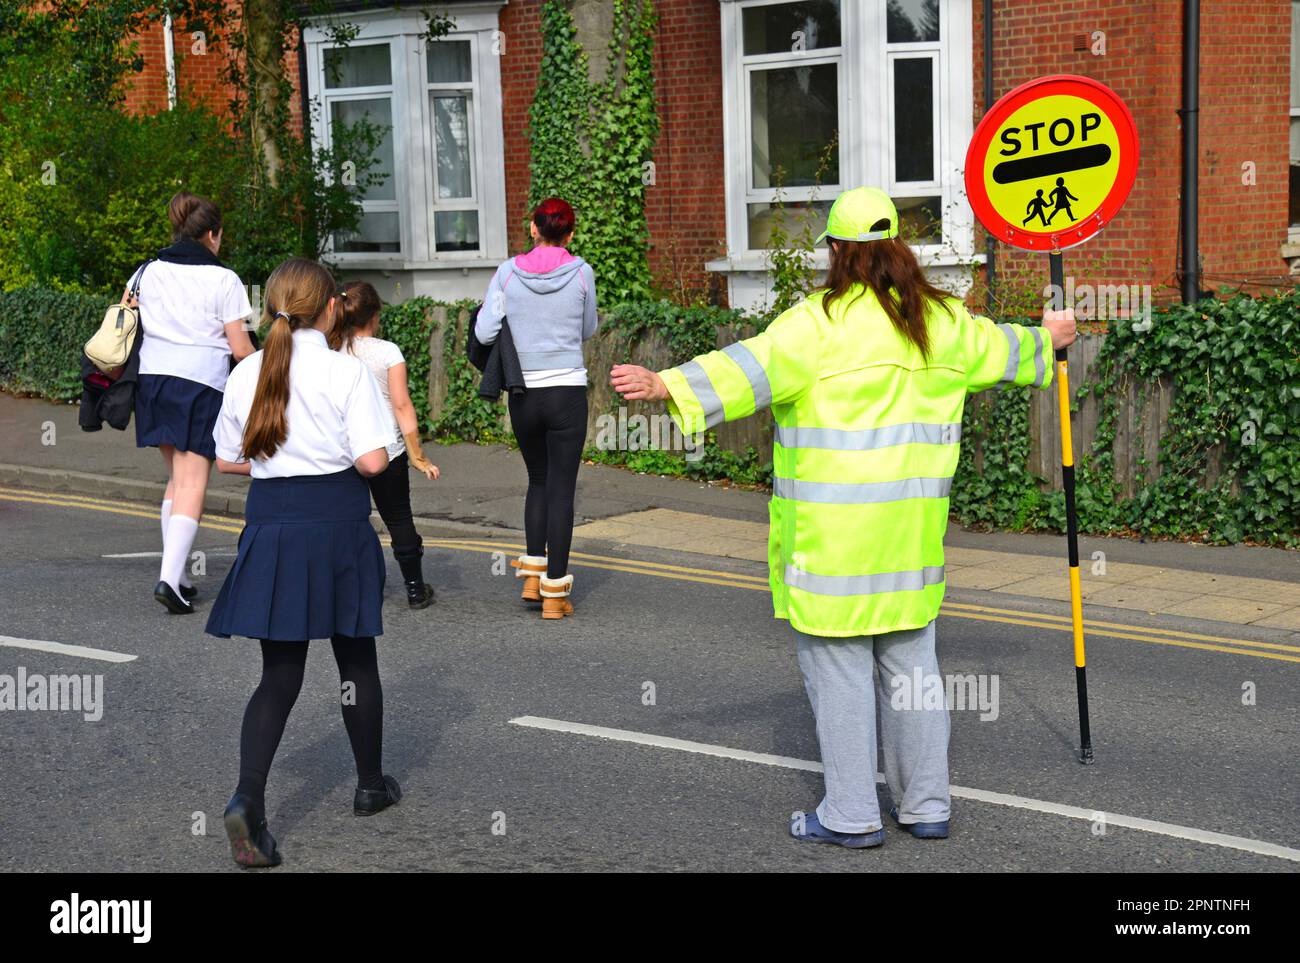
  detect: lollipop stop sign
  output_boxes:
[965,74,1139,252]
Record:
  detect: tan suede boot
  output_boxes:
[540,574,574,620]
[511,554,547,602]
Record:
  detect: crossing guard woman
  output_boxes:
[207,258,402,868]
[612,188,1075,848]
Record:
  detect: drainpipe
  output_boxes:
[983,0,996,311]
[1179,0,1200,303]
[164,14,177,110]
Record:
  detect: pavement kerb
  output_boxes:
[0,462,526,543]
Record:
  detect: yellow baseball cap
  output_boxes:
[815,187,900,243]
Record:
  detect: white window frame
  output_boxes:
[424,33,485,256]
[717,0,976,269]
[316,39,404,257]
[302,3,508,269]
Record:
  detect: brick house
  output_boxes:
[123,0,1299,312]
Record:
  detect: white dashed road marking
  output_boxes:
[510,715,1300,864]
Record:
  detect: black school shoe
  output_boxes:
[179,583,198,602]
[153,580,195,614]
[354,775,402,816]
[223,793,282,868]
[404,579,435,609]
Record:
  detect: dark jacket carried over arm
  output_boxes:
[467,305,525,400]
[78,324,142,432]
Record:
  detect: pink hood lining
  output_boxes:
[514,246,576,274]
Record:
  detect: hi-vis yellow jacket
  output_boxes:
[659,286,1054,638]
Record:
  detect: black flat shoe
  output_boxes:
[405,579,435,609]
[153,580,195,614]
[179,583,198,602]
[354,775,402,816]
[223,793,282,868]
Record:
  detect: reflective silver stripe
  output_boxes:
[721,341,772,410]
[784,564,946,597]
[1030,325,1046,388]
[997,323,1020,382]
[772,475,953,504]
[776,422,961,451]
[676,360,725,428]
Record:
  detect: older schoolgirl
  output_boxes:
[475,197,598,619]
[207,258,401,869]
[132,191,256,613]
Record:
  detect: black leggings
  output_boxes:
[367,451,425,583]
[235,635,385,805]
[508,386,587,579]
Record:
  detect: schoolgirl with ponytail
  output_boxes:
[331,281,441,609]
[206,257,402,868]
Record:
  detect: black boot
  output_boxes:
[354,775,402,816]
[405,578,435,609]
[223,793,282,868]
[397,553,434,609]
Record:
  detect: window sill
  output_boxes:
[705,249,987,273]
[323,255,502,271]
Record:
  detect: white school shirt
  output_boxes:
[345,336,407,459]
[136,261,253,392]
[214,328,395,479]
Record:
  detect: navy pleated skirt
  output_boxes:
[206,468,386,641]
[135,374,222,460]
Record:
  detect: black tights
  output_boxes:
[509,386,587,579]
[235,635,385,806]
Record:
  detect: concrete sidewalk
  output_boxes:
[3,391,1298,632]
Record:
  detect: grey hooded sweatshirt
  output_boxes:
[474,249,598,384]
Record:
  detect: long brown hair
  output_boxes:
[821,236,954,360]
[242,258,338,461]
[329,280,383,351]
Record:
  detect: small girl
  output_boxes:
[207,257,401,869]
[332,281,440,609]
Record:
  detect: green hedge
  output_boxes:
[2,282,1296,544]
[0,287,104,400]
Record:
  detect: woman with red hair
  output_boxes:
[475,197,598,619]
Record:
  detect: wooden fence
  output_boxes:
[425,316,1173,491]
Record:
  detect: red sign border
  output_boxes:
[965,74,1140,252]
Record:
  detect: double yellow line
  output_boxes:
[4,485,1299,663]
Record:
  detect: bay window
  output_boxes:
[716,0,976,311]
[302,3,507,285]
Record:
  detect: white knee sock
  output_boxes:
[159,515,199,595]
[160,499,193,588]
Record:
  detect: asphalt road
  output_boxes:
[1,493,1296,873]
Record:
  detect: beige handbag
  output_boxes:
[85,260,151,374]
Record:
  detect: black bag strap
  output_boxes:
[127,258,154,300]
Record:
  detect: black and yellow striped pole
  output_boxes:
[1049,251,1094,765]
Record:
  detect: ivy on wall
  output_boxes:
[528,0,660,307]
[379,295,506,444]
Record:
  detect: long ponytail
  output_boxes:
[821,236,954,360]
[242,258,337,461]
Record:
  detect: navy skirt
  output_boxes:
[205,468,386,641]
[135,374,222,460]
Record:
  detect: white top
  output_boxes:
[345,336,407,458]
[524,366,587,389]
[214,328,395,479]
[136,260,253,391]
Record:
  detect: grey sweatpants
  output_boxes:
[795,620,951,834]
